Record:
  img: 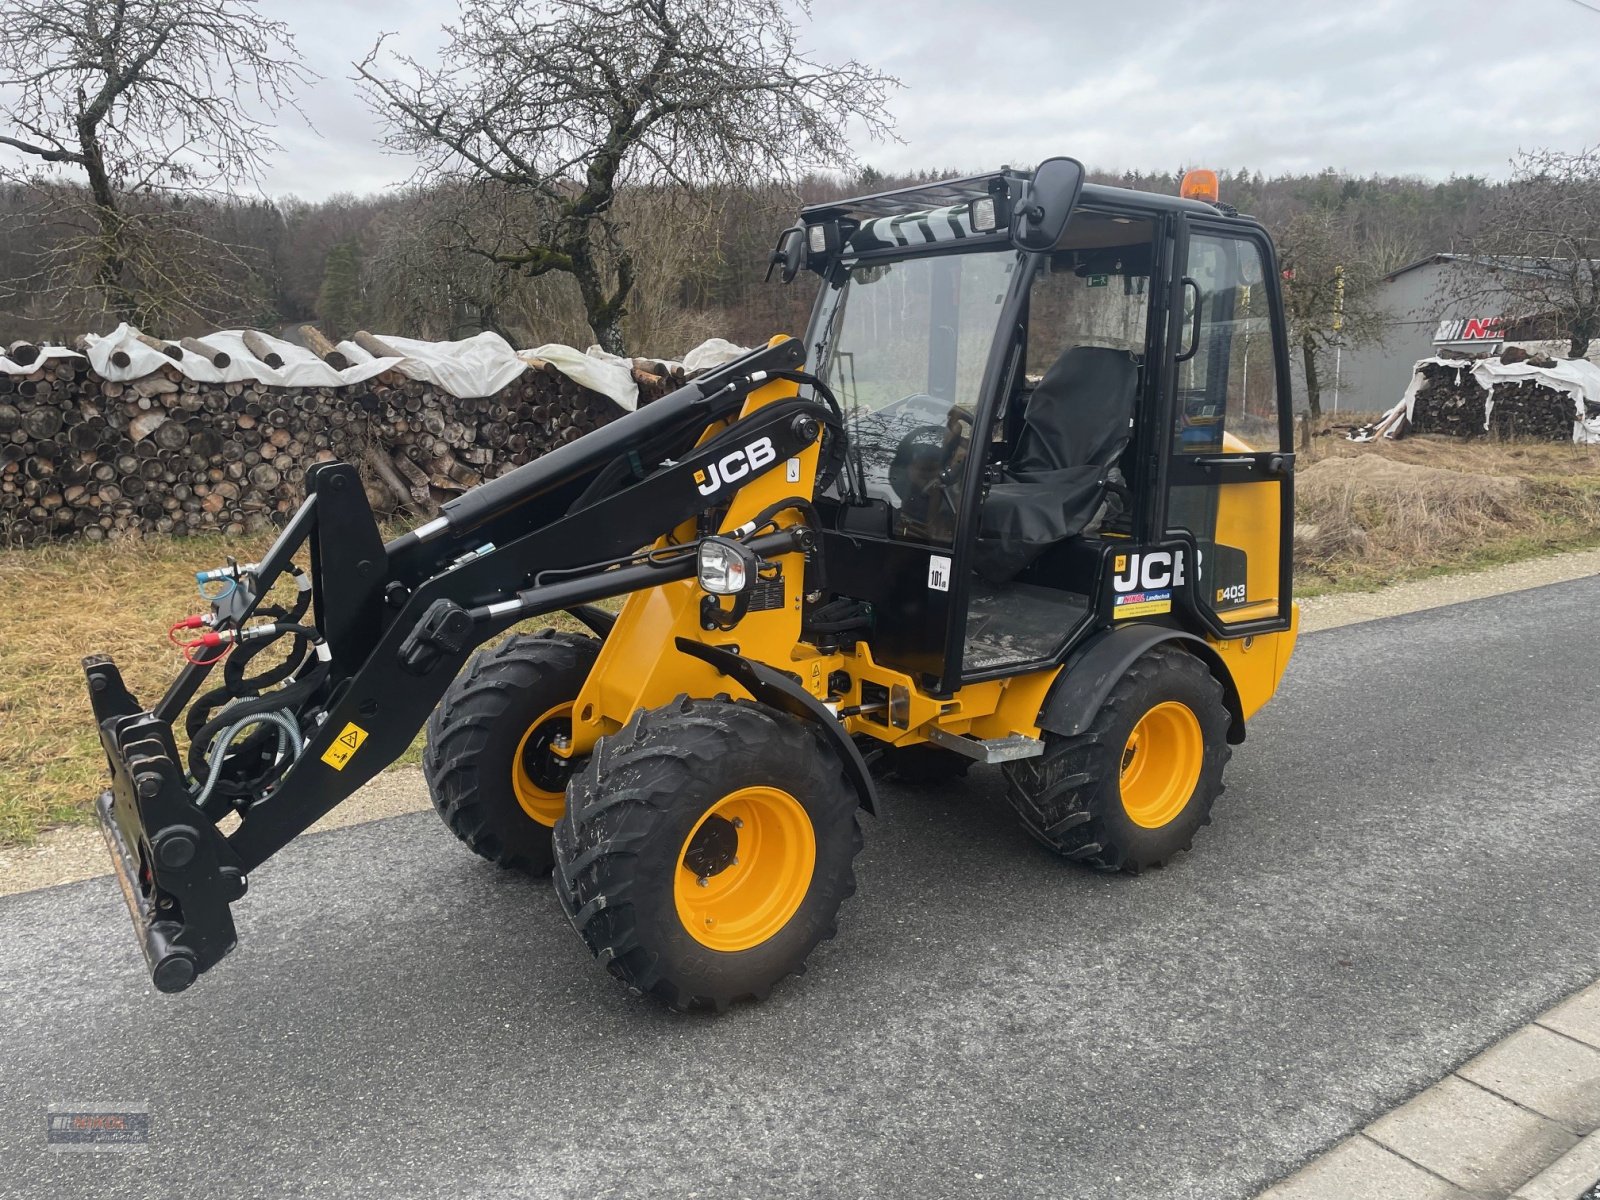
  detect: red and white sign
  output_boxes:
[1434,317,1503,344]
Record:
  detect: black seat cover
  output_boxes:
[975,345,1138,582]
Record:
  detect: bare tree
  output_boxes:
[356,0,895,354]
[1440,146,1600,358]
[1277,208,1388,417]
[0,0,311,326]
[365,184,548,344]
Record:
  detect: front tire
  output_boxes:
[423,630,600,875]
[553,696,862,1011]
[1002,644,1230,872]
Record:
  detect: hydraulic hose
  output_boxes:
[191,709,305,811]
[186,664,328,785]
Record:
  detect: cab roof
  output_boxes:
[800,169,1229,226]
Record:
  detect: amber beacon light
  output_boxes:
[1180,169,1221,204]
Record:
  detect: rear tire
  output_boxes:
[423,629,600,875]
[1002,644,1230,872]
[553,696,862,1012]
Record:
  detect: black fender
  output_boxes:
[1040,625,1246,745]
[565,604,616,640]
[675,638,878,815]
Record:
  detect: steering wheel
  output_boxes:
[887,402,975,532]
[937,405,976,485]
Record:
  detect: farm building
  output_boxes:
[1330,254,1591,414]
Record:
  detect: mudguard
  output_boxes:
[1039,625,1247,745]
[564,605,617,640]
[674,638,878,815]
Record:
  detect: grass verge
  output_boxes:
[1295,427,1600,594]
[0,532,583,846]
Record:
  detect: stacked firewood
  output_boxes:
[0,349,686,546]
[1485,379,1578,441]
[1408,363,1490,438]
[1408,358,1575,441]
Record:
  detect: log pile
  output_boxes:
[1408,363,1490,438]
[0,353,686,545]
[1485,379,1577,440]
[1408,355,1576,441]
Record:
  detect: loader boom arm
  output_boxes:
[87,338,832,991]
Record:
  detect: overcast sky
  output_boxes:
[253,0,1600,199]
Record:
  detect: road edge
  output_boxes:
[1259,982,1600,1199]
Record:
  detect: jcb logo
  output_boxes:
[694,436,777,497]
[1113,550,1186,593]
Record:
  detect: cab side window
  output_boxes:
[1177,235,1276,453]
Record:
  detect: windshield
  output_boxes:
[821,249,1018,545]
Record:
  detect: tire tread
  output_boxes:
[423,629,599,874]
[554,696,862,1012]
[1003,645,1230,873]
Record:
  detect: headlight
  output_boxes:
[697,537,759,595]
[808,224,828,254]
[968,195,997,232]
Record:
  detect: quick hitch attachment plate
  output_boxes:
[87,656,247,993]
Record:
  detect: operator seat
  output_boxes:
[974,344,1139,582]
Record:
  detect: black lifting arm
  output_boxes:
[86,340,831,992]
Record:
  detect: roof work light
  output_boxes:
[968,195,998,232]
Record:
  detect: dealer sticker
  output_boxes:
[1114,589,1172,619]
[321,721,369,771]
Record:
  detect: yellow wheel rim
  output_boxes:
[511,703,574,827]
[1119,701,1204,829]
[674,786,817,952]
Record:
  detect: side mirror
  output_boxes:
[766,226,806,284]
[1011,156,1086,251]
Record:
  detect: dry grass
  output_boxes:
[1296,426,1600,593]
[0,530,585,846]
[4,431,1599,845]
[0,534,249,844]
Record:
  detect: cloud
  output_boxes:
[796,0,1600,184]
[10,0,1600,199]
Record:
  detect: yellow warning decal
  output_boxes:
[1114,599,1173,620]
[321,721,369,771]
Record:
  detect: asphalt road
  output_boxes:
[4,578,1600,1199]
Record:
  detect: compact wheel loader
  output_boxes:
[85,160,1299,1010]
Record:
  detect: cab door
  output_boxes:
[1163,222,1294,635]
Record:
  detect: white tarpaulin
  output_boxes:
[0,345,83,376]
[32,324,742,407]
[369,331,529,398]
[82,324,399,388]
[550,338,753,408]
[682,338,751,373]
[1473,355,1600,445]
[602,338,752,379]
[525,343,639,411]
[1380,355,1600,444]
